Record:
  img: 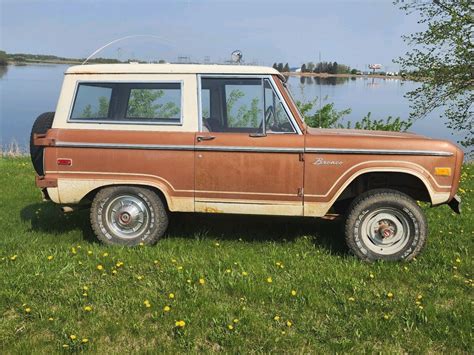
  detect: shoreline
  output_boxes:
[4,62,405,80]
[283,72,405,80]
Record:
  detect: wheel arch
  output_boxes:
[330,168,445,213]
[81,183,171,210]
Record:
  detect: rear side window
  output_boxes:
[70,82,182,124]
[71,84,112,119]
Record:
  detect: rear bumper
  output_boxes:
[448,194,461,214]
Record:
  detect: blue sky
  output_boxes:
[1,0,421,71]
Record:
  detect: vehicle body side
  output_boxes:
[36,65,463,217]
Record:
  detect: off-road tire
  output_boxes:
[30,112,55,175]
[344,189,427,261]
[90,186,168,246]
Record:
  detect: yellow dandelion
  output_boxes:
[225,269,231,273]
[163,305,171,312]
[143,300,151,308]
[418,305,424,310]
[62,344,69,349]
[154,260,159,265]
[455,257,461,263]
[70,334,77,340]
[47,255,53,261]
[25,307,31,313]
[242,271,248,276]
[215,242,220,247]
[403,266,408,271]
[71,247,77,254]
[276,262,281,267]
[274,315,280,321]
[369,273,375,279]
[96,264,103,271]
[199,278,205,285]
[112,270,117,275]
[291,290,297,296]
[102,252,109,257]
[48,317,54,321]
[233,318,239,323]
[169,293,175,299]
[116,261,124,268]
[383,314,389,320]
[266,277,273,283]
[83,293,88,297]
[10,255,17,261]
[286,320,293,327]
[83,286,89,291]
[348,297,355,302]
[81,338,89,343]
[417,294,423,300]
[415,301,421,305]
[387,292,394,299]
[177,266,183,270]
[139,242,144,246]
[137,275,144,280]
[87,250,93,255]
[186,279,191,283]
[281,331,286,335]
[83,306,92,312]
[171,259,177,263]
[175,320,186,328]
[227,324,234,330]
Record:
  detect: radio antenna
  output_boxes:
[82,35,173,65]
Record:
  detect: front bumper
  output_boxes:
[448,194,461,214]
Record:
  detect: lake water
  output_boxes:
[0,64,465,151]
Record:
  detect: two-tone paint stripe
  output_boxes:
[54,141,454,157]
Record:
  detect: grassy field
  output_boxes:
[0,157,472,353]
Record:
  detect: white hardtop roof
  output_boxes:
[66,63,282,77]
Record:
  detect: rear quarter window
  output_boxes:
[70,82,182,124]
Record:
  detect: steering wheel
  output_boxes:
[265,105,275,127]
[257,105,274,132]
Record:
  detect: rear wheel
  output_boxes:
[30,112,55,175]
[344,189,427,261]
[90,186,168,246]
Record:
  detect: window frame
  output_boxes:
[68,80,184,126]
[197,74,302,135]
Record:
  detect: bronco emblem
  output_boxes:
[313,158,343,166]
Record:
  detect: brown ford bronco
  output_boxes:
[30,64,463,261]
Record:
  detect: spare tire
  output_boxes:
[30,112,55,175]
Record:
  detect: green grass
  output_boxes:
[0,157,472,353]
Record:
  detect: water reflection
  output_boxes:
[0,65,8,79]
[298,76,350,85]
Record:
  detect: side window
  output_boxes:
[225,82,262,129]
[263,79,295,133]
[126,84,181,121]
[70,84,112,119]
[201,78,263,133]
[70,82,182,124]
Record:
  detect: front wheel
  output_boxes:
[344,189,427,261]
[90,186,168,246]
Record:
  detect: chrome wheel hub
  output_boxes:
[105,195,151,239]
[360,208,410,255]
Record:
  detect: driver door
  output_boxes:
[194,76,304,216]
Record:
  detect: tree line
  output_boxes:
[272,63,290,73]
[273,61,355,74]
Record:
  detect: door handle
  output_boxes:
[197,135,216,142]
